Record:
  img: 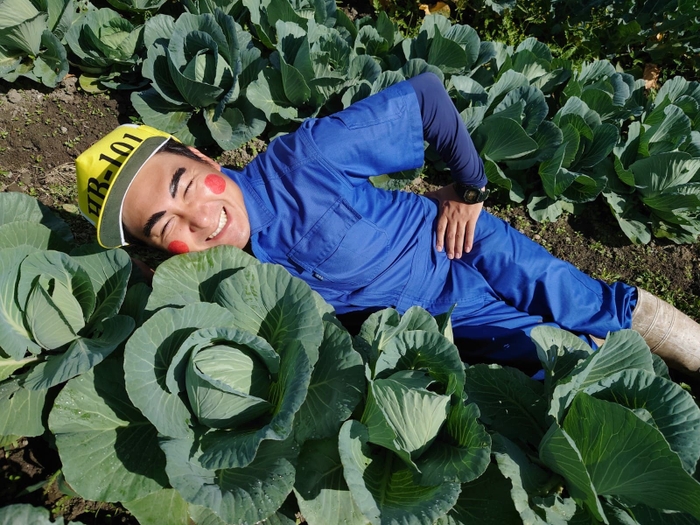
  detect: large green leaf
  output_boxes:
[362,371,451,467]
[0,353,35,382]
[204,105,252,151]
[246,67,300,123]
[167,31,228,108]
[583,369,700,474]
[70,244,131,328]
[23,277,81,349]
[463,363,548,448]
[130,88,192,134]
[494,85,548,135]
[427,26,467,75]
[641,104,692,156]
[49,357,168,502]
[0,377,47,437]
[374,330,465,397]
[539,424,606,522]
[32,29,68,88]
[494,433,578,525]
[577,123,618,169]
[18,250,95,334]
[643,183,700,215]
[630,152,700,195]
[123,489,189,525]
[603,191,651,244]
[146,245,257,314]
[0,221,70,252]
[474,117,538,162]
[0,246,41,360]
[213,263,323,363]
[124,302,237,439]
[549,330,654,422]
[338,420,461,525]
[280,57,311,107]
[294,320,365,443]
[0,192,72,243]
[0,11,46,55]
[355,307,441,366]
[440,462,521,524]
[414,400,491,486]
[530,325,593,396]
[294,437,368,525]
[161,434,298,525]
[0,0,40,29]
[564,393,700,518]
[0,504,71,525]
[22,315,134,390]
[540,143,576,198]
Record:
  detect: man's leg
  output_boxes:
[462,211,635,336]
[459,211,700,375]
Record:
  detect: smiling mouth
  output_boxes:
[208,209,228,240]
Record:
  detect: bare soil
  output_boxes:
[2,72,700,522]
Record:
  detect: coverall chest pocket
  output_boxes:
[288,199,388,287]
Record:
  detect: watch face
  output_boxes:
[465,189,479,202]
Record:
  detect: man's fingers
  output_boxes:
[446,219,466,259]
[464,220,476,253]
[435,214,447,252]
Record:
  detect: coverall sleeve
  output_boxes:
[407,73,487,188]
[305,80,426,182]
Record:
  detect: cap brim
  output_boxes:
[97,136,169,249]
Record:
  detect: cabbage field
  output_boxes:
[2,0,700,523]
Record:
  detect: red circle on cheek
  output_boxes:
[205,174,226,194]
[168,241,190,254]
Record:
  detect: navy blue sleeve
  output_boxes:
[407,73,487,188]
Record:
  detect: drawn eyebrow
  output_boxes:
[169,167,186,198]
[143,210,166,238]
[141,167,187,238]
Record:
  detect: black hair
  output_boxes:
[160,138,211,164]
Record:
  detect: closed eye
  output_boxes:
[184,180,193,197]
[161,217,173,238]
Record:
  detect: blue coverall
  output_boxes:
[222,77,636,367]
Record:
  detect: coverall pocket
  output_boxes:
[288,199,389,287]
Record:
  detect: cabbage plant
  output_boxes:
[119,246,365,524]
[605,76,700,244]
[131,9,266,149]
[295,307,492,525]
[0,0,80,86]
[65,7,145,92]
[0,193,134,442]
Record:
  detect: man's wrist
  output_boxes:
[454,183,489,204]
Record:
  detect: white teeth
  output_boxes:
[208,209,227,240]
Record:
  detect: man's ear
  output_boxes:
[187,146,222,170]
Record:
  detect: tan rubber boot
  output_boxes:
[632,287,700,375]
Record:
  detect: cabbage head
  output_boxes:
[0,193,134,441]
[65,7,145,92]
[0,0,80,87]
[131,9,266,150]
[123,246,365,524]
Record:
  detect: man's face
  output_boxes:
[122,150,251,254]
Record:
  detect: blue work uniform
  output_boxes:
[222,79,636,367]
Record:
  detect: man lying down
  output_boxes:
[75,72,700,376]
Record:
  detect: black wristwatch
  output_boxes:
[455,183,490,204]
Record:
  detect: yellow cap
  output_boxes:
[76,124,172,248]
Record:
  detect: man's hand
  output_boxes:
[425,183,484,259]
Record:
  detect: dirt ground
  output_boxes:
[2,73,700,522]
